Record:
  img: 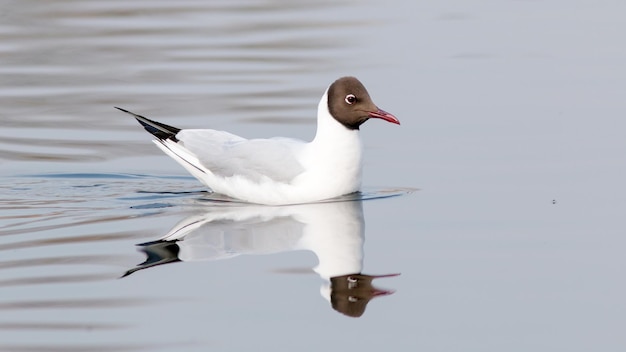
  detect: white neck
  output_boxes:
[297,89,363,196]
[311,90,360,145]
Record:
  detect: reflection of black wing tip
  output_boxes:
[115,106,181,142]
[120,240,182,278]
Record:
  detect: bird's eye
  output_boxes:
[345,94,356,104]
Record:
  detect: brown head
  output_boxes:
[326,76,400,130]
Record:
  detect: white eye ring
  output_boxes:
[345,94,356,104]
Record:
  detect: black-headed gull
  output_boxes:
[122,201,398,317]
[117,77,399,205]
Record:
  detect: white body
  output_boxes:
[155,90,363,205]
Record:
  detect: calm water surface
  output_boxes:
[1,1,626,351]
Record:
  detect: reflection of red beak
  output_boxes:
[368,109,400,125]
[371,287,396,297]
[370,273,400,297]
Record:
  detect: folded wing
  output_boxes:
[118,107,307,185]
[177,130,306,183]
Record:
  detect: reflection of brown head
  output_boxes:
[330,273,399,318]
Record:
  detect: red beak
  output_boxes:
[368,109,400,125]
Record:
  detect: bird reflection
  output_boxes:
[124,200,398,317]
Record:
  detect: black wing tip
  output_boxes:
[115,106,181,142]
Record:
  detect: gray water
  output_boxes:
[1,1,625,351]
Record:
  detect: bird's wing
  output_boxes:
[116,107,181,140]
[177,130,306,183]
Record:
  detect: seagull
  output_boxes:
[116,76,399,205]
[121,200,399,317]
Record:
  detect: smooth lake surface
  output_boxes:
[1,1,626,351]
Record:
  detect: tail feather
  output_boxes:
[115,107,181,141]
